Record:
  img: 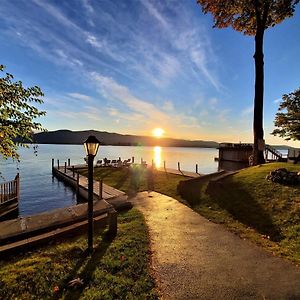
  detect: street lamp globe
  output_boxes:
[84,135,100,157]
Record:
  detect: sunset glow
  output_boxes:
[153,146,162,168]
[152,128,165,138]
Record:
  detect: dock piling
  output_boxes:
[196,164,198,174]
[72,166,75,177]
[108,209,117,237]
[178,162,180,171]
[99,179,103,200]
[57,159,60,170]
[132,156,134,163]
[68,158,70,166]
[64,162,67,173]
[76,173,79,198]
[51,159,54,173]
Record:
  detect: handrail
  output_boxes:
[0,174,20,205]
[265,145,282,158]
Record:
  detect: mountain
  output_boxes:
[32,130,219,148]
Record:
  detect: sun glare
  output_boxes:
[152,128,165,138]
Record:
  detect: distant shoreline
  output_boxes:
[26,143,219,149]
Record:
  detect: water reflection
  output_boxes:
[153,146,162,168]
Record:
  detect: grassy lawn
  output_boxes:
[79,163,300,264]
[0,209,158,300]
[79,165,187,202]
[186,163,300,264]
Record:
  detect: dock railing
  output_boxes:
[0,174,20,205]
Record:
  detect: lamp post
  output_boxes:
[83,135,100,253]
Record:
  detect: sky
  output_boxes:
[0,0,299,147]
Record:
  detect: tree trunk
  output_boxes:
[253,28,266,165]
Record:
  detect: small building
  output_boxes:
[219,143,253,163]
[288,148,300,162]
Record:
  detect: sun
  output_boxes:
[152,128,165,138]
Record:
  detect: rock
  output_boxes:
[267,168,300,185]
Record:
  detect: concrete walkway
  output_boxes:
[131,192,300,300]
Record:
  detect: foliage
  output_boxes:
[196,0,299,165]
[0,209,158,300]
[196,0,299,35]
[0,65,46,160]
[272,88,300,141]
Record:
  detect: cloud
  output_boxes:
[274,98,281,104]
[241,105,253,116]
[91,72,202,138]
[67,93,93,102]
[141,0,170,29]
[162,101,174,111]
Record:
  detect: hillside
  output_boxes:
[32,130,219,148]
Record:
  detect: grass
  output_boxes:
[79,163,300,264]
[185,162,300,264]
[0,209,158,300]
[79,165,187,202]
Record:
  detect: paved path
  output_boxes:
[131,192,300,300]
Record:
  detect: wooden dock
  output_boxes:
[52,162,130,211]
[0,174,20,219]
[156,167,201,178]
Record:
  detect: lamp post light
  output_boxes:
[83,135,100,253]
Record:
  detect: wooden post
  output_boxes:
[57,159,60,170]
[196,164,198,174]
[72,166,75,177]
[76,172,79,198]
[164,160,166,170]
[99,179,103,200]
[108,209,117,237]
[15,173,20,202]
[68,158,70,166]
[132,156,134,163]
[64,162,67,173]
[51,158,54,173]
[178,162,180,171]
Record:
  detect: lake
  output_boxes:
[0,144,218,216]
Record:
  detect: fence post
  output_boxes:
[68,158,70,166]
[196,164,198,174]
[64,162,67,173]
[132,156,134,163]
[99,179,103,200]
[51,158,54,173]
[72,166,75,177]
[178,162,180,171]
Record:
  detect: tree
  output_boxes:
[0,65,46,160]
[272,88,300,141]
[196,0,299,165]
